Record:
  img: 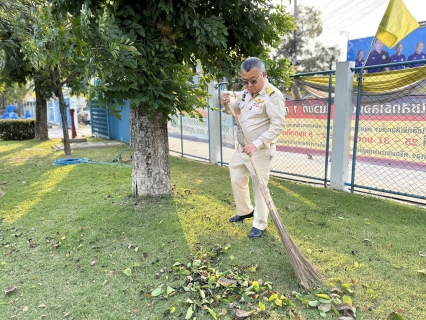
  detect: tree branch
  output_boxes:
[60,71,80,87]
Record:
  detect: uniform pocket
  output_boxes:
[251,106,263,115]
[246,103,265,124]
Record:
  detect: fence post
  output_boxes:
[330,61,355,191]
[208,81,221,165]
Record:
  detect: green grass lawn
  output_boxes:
[1,138,426,320]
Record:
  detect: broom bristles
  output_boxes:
[261,184,321,289]
[270,210,321,289]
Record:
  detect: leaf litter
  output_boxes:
[141,244,370,319]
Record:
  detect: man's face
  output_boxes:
[357,51,364,59]
[416,42,424,54]
[396,44,403,54]
[241,67,266,95]
[375,39,383,52]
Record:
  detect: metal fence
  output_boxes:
[168,113,210,162]
[168,61,426,204]
[350,60,426,202]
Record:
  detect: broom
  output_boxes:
[224,100,321,289]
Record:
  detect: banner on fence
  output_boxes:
[280,98,426,164]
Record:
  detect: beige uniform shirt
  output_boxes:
[228,79,286,149]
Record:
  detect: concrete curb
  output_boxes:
[52,141,127,151]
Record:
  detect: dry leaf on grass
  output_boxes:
[4,286,17,294]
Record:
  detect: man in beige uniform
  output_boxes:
[221,57,286,238]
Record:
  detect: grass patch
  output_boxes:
[0,138,426,319]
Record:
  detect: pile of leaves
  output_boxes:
[141,244,379,320]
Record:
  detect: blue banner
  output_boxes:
[347,26,426,72]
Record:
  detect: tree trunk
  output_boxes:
[57,87,71,155]
[130,105,171,197]
[34,79,49,140]
[51,67,71,155]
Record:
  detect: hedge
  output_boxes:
[0,119,36,140]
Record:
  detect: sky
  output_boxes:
[276,0,426,60]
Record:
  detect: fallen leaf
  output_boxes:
[90,261,96,266]
[63,312,71,318]
[417,268,426,275]
[235,309,250,318]
[151,285,163,297]
[185,306,193,319]
[23,306,29,312]
[38,304,46,308]
[342,295,352,306]
[217,277,237,287]
[4,286,17,294]
[318,303,332,312]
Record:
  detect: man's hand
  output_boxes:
[242,143,257,156]
[221,92,232,113]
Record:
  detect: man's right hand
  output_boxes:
[221,92,232,113]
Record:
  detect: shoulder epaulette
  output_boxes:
[265,86,275,96]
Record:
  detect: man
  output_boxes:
[389,43,406,70]
[364,38,390,73]
[221,57,286,238]
[354,49,364,74]
[408,42,426,68]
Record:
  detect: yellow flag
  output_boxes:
[375,0,419,48]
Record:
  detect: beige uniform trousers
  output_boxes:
[229,144,276,230]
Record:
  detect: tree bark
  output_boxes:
[34,79,49,140]
[130,105,171,197]
[51,66,71,155]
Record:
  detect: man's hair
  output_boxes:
[357,49,364,54]
[241,57,265,73]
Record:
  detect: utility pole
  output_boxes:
[293,0,298,66]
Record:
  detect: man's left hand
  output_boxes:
[242,143,257,156]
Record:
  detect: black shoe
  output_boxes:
[248,227,263,239]
[229,210,254,223]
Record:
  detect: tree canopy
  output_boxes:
[49,0,294,119]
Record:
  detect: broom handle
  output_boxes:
[225,103,265,186]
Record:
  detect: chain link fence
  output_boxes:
[168,112,210,162]
[351,60,426,202]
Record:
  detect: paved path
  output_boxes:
[48,124,92,139]
[49,124,127,150]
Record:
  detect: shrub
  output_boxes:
[0,119,36,140]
